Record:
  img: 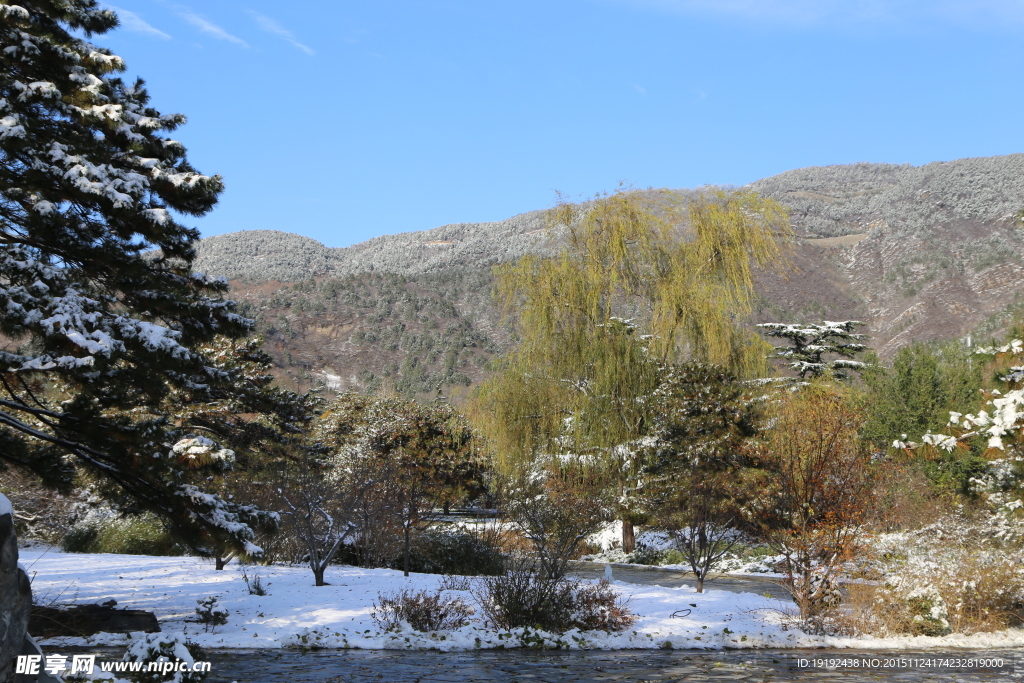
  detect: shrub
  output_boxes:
[438,573,472,591]
[60,511,184,556]
[834,536,1024,637]
[628,543,666,565]
[473,565,577,631]
[392,529,505,576]
[474,560,635,633]
[194,597,228,633]
[371,589,474,631]
[568,580,638,632]
[240,565,268,596]
[123,633,208,683]
[628,544,686,566]
[503,469,613,580]
[60,524,100,553]
[876,551,1024,635]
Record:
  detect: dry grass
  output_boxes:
[833,553,1024,637]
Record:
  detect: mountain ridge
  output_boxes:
[196,153,1024,396]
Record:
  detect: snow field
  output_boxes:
[21,550,1024,652]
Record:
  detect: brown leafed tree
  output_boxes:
[501,465,613,580]
[317,393,487,577]
[752,382,874,629]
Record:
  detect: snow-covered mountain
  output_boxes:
[196,154,1024,394]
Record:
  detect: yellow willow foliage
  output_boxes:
[471,187,791,473]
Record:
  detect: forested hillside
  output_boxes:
[231,268,508,395]
[197,154,1024,396]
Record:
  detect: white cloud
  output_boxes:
[633,83,647,95]
[932,0,1024,25]
[614,0,1024,28]
[106,6,172,40]
[247,10,314,56]
[176,7,248,47]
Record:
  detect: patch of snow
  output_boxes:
[24,550,1023,651]
[317,371,345,392]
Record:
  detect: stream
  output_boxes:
[66,646,1021,682]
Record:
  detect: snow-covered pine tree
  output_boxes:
[756,321,868,380]
[0,2,271,552]
[154,335,320,564]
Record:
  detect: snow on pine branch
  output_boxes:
[756,320,867,380]
[171,437,235,465]
[176,484,272,556]
[901,339,1024,451]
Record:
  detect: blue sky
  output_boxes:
[98,1,1024,247]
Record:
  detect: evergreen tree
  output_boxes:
[157,335,320,565]
[757,321,868,380]
[860,341,982,451]
[0,2,270,551]
[641,363,764,592]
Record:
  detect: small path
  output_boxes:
[569,561,793,601]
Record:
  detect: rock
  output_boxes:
[16,635,63,683]
[28,604,159,638]
[0,493,32,683]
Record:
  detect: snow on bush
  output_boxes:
[857,517,1024,636]
[122,633,207,683]
[371,589,474,632]
[473,564,636,633]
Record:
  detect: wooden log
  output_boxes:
[28,604,160,638]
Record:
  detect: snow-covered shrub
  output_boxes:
[628,543,681,566]
[474,560,635,633]
[567,580,638,632]
[371,589,474,632]
[122,633,207,683]
[874,550,1024,635]
[714,542,785,574]
[968,457,1024,545]
[60,510,184,556]
[474,567,579,632]
[438,573,472,591]
[394,529,505,576]
[791,568,842,612]
[843,515,1024,636]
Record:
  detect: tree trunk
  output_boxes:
[622,519,635,554]
[313,566,326,587]
[696,575,704,593]
[403,525,411,577]
[214,553,234,571]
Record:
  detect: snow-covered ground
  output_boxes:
[21,549,1024,651]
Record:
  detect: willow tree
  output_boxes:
[471,187,790,551]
